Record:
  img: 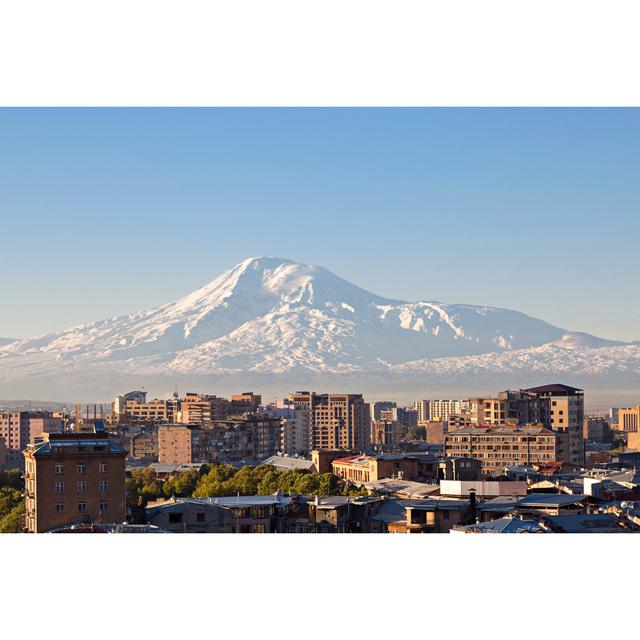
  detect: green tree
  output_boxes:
[0,502,25,533]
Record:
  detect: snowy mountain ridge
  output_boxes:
[0,256,638,399]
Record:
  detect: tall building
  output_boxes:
[288,392,370,451]
[281,415,310,456]
[23,427,127,533]
[0,411,64,468]
[469,390,540,426]
[524,384,585,465]
[312,394,370,450]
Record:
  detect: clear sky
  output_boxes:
[1,108,638,341]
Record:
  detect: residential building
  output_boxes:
[371,420,403,448]
[122,398,174,425]
[158,414,281,464]
[0,411,64,468]
[281,413,310,456]
[177,393,230,424]
[23,427,127,533]
[146,495,292,533]
[230,392,262,413]
[288,392,370,451]
[129,431,159,461]
[525,384,585,465]
[583,416,609,442]
[445,426,559,475]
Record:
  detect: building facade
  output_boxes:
[23,428,127,533]
[444,426,559,475]
[0,411,64,469]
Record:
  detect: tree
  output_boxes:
[0,502,25,533]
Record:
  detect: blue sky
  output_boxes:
[0,108,638,340]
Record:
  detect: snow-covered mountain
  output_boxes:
[0,256,638,400]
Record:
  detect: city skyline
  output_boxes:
[1,108,639,341]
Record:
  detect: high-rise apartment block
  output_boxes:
[288,392,370,451]
[524,384,584,466]
[23,428,127,533]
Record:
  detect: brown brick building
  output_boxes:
[444,425,559,475]
[23,428,127,533]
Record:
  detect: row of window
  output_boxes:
[55,463,108,474]
[56,502,108,513]
[54,480,109,493]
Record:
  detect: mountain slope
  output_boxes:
[0,256,637,399]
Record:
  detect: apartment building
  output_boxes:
[444,426,559,475]
[158,414,281,464]
[23,427,127,533]
[129,431,159,460]
[123,398,175,424]
[469,390,540,426]
[0,411,64,468]
[583,416,609,442]
[281,414,310,456]
[371,420,403,448]
[415,400,465,423]
[230,392,262,413]
[525,384,584,465]
[177,393,230,424]
[288,392,370,451]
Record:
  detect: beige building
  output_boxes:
[288,392,370,451]
[0,411,64,468]
[332,454,420,483]
[525,384,585,465]
[445,425,559,475]
[23,428,127,533]
[618,404,640,433]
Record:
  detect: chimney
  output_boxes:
[469,489,477,524]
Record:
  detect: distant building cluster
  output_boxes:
[2,381,640,533]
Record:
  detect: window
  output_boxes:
[99,480,108,492]
[55,464,64,474]
[196,512,205,523]
[169,512,183,524]
[77,502,87,513]
[99,463,107,473]
[56,503,64,513]
[77,464,86,474]
[55,481,64,493]
[99,501,108,512]
[77,481,87,493]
